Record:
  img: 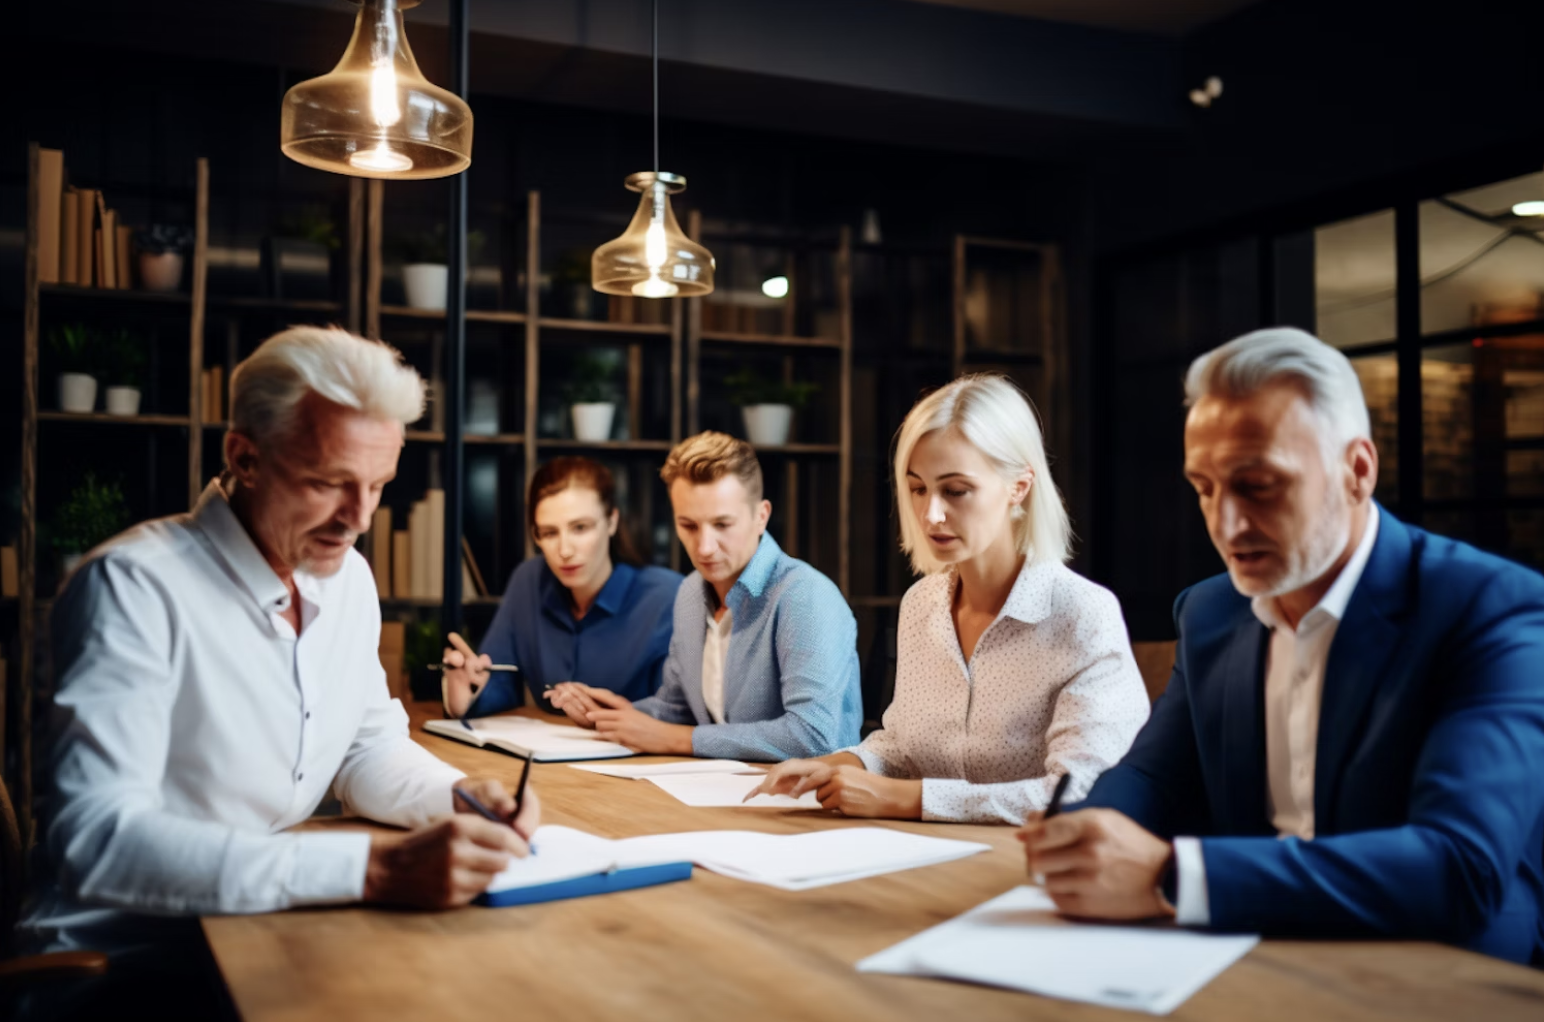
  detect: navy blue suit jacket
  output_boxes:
[1083,508,1544,964]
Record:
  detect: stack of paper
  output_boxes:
[569,759,755,779]
[858,886,1259,1015]
[488,825,990,894]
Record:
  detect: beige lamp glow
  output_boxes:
[593,172,714,298]
[280,0,472,180]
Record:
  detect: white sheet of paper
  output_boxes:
[645,771,820,808]
[568,760,755,780]
[485,825,991,894]
[858,886,1259,1015]
[619,827,991,890]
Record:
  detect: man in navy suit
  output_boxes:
[1020,327,1544,964]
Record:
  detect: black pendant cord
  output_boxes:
[652,0,659,175]
[442,0,469,642]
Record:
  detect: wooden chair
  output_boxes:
[0,778,107,991]
[1131,640,1177,703]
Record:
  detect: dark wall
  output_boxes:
[1093,0,1544,254]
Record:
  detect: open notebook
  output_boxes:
[423,716,634,762]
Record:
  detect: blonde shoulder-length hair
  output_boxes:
[893,374,1071,576]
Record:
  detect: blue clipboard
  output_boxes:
[475,861,694,907]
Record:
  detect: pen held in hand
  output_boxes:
[429,663,520,672]
[1043,772,1073,821]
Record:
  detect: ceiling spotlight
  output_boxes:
[1189,76,1224,109]
[1512,200,1544,217]
[761,276,790,299]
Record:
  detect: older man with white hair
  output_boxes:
[1019,327,1544,965]
[18,327,539,1017]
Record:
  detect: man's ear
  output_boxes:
[756,498,772,533]
[1345,437,1378,504]
[225,432,262,487]
[607,507,620,537]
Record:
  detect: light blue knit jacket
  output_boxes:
[634,533,861,761]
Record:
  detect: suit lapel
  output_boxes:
[1216,617,1271,833]
[1313,512,1410,832]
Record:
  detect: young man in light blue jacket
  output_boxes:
[547,431,861,760]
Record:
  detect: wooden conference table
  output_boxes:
[202,705,1544,1021]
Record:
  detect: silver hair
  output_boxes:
[1184,327,1371,460]
[229,326,425,452]
[893,374,1071,575]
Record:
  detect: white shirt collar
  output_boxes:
[1252,504,1380,632]
[193,479,327,617]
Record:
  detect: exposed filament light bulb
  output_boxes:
[632,207,680,297]
[369,61,402,127]
[350,142,413,173]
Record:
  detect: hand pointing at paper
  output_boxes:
[747,754,923,818]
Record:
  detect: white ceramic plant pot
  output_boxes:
[571,403,616,442]
[59,373,98,413]
[106,386,142,416]
[139,252,184,292]
[404,263,449,310]
[742,404,793,446]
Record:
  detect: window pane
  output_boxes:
[1423,343,1475,501]
[1315,210,1395,348]
[1349,353,1398,505]
[1420,171,1544,336]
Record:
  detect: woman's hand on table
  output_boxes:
[441,632,492,717]
[545,681,603,727]
[747,756,923,818]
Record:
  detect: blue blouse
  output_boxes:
[467,558,683,717]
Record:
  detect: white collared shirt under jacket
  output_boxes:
[21,481,465,950]
[848,558,1150,824]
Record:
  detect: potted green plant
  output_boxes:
[49,324,99,413]
[726,369,819,446]
[265,206,340,301]
[133,224,193,292]
[563,352,620,442]
[53,472,130,574]
[103,328,147,416]
[387,225,486,311]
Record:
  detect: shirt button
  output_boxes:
[296,773,304,782]
[305,712,311,720]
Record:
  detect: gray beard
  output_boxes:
[1259,487,1351,600]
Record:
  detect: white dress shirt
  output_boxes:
[848,558,1149,824]
[701,607,733,724]
[21,480,465,951]
[1173,506,1381,925]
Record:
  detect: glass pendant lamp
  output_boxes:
[280,0,473,180]
[592,1,714,297]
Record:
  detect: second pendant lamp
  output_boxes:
[593,1,714,298]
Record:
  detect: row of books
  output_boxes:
[34,148,135,289]
[364,490,491,602]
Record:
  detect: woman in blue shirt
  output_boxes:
[442,456,682,717]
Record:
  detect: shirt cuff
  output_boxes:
[1172,836,1211,926]
[846,744,885,774]
[286,831,374,907]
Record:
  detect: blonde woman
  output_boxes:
[750,374,1148,823]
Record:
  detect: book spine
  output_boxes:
[427,488,445,601]
[76,189,96,287]
[100,208,118,289]
[392,530,410,599]
[115,224,133,289]
[37,149,64,285]
[0,545,17,598]
[371,506,392,599]
[409,500,428,599]
[60,187,79,286]
[212,366,223,421]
